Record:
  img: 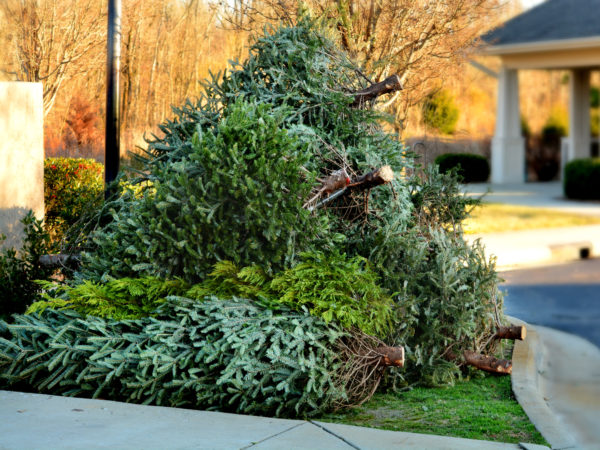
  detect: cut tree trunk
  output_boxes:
[308,165,394,211]
[347,165,394,191]
[463,350,512,375]
[351,75,403,107]
[375,346,405,367]
[495,325,527,341]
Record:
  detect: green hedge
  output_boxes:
[44,158,104,245]
[434,153,490,183]
[564,158,600,200]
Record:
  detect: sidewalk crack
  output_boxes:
[240,422,305,449]
[309,420,361,449]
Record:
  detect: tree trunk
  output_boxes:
[463,350,512,375]
[347,165,394,190]
[375,346,405,367]
[308,165,394,211]
[495,325,526,341]
[351,74,403,107]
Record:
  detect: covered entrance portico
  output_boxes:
[482,0,600,183]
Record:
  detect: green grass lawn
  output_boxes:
[463,203,600,234]
[318,375,549,446]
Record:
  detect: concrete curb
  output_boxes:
[508,316,580,450]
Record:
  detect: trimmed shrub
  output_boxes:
[422,90,459,135]
[0,212,55,320]
[564,158,600,200]
[435,153,490,183]
[44,158,104,245]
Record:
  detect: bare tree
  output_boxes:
[1,0,106,116]
[215,0,505,132]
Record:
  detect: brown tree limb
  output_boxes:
[351,74,403,107]
[495,325,527,341]
[38,254,81,268]
[347,165,394,191]
[307,165,394,211]
[463,350,512,375]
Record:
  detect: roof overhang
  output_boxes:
[481,36,600,70]
[483,35,600,55]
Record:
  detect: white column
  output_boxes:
[491,67,526,183]
[567,69,591,162]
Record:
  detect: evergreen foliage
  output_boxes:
[0,212,55,320]
[188,252,394,336]
[389,229,501,385]
[269,251,393,336]
[81,20,412,283]
[4,19,504,393]
[83,99,331,281]
[26,277,189,320]
[1,297,348,417]
[353,167,501,384]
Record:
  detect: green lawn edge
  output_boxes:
[317,374,549,446]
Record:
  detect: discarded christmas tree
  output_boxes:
[1,19,507,415]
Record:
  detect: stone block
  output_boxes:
[0,82,44,250]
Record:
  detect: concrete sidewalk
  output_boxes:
[0,390,547,450]
[462,182,600,270]
[463,182,600,217]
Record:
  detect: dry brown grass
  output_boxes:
[463,203,600,234]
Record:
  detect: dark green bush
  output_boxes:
[0,212,55,320]
[564,158,600,200]
[44,158,104,245]
[422,90,459,135]
[435,153,490,183]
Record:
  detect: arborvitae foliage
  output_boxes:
[269,251,393,336]
[26,277,189,320]
[1,297,349,417]
[188,252,394,336]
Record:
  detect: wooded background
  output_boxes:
[0,0,581,162]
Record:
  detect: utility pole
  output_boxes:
[105,0,121,199]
